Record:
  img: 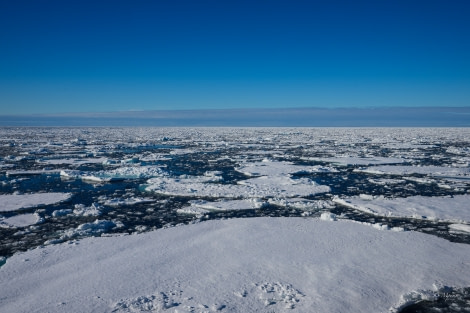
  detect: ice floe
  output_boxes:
[72,203,103,216]
[60,165,165,183]
[102,197,155,207]
[267,198,333,210]
[0,193,71,212]
[178,198,267,215]
[355,165,470,179]
[235,159,337,176]
[306,156,405,166]
[57,219,118,242]
[449,223,470,233]
[146,174,330,198]
[2,217,470,313]
[37,157,108,165]
[146,160,331,199]
[0,213,43,228]
[334,195,470,222]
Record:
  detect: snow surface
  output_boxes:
[306,156,405,166]
[38,157,108,165]
[145,160,330,199]
[449,223,470,233]
[235,159,337,176]
[178,199,267,215]
[146,175,330,199]
[334,195,470,222]
[2,217,470,313]
[0,193,71,212]
[355,165,470,179]
[103,197,155,207]
[60,166,165,183]
[0,213,43,228]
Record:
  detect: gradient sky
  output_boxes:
[1,0,469,114]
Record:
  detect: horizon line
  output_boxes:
[1,106,469,127]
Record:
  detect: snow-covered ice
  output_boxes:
[2,217,470,313]
[102,197,155,207]
[1,127,470,312]
[178,198,267,215]
[0,213,43,228]
[307,156,405,166]
[60,165,165,183]
[145,174,330,198]
[355,165,470,179]
[0,193,71,212]
[334,194,470,222]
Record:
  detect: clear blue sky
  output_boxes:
[1,0,469,114]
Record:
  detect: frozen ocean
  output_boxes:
[1,127,470,312]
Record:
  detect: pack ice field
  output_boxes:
[1,127,470,313]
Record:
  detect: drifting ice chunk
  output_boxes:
[0,213,43,228]
[145,174,330,198]
[320,212,337,221]
[180,198,267,215]
[60,219,117,240]
[236,159,337,176]
[103,197,155,207]
[334,195,470,223]
[0,193,71,212]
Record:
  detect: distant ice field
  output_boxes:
[1,127,470,312]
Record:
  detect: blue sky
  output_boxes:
[1,0,469,115]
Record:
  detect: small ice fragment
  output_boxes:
[320,212,337,221]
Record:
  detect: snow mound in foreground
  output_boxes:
[1,217,470,313]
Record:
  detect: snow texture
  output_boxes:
[355,165,470,179]
[334,195,470,222]
[1,217,470,313]
[0,193,72,212]
[0,213,43,228]
[146,160,330,199]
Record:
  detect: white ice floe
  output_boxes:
[0,213,43,228]
[103,197,155,207]
[334,195,470,222]
[52,209,73,217]
[355,165,470,179]
[178,198,267,215]
[147,160,330,199]
[146,175,330,199]
[449,223,470,233]
[58,219,117,241]
[72,203,103,217]
[2,217,470,313]
[320,212,337,221]
[306,156,405,166]
[235,159,337,176]
[6,169,61,176]
[60,165,165,183]
[0,193,71,212]
[267,198,333,210]
[37,157,108,165]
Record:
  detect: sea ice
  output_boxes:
[146,174,330,198]
[1,217,470,313]
[306,156,405,166]
[0,213,43,228]
[179,198,267,215]
[0,193,72,212]
[355,165,470,179]
[334,195,470,222]
[235,159,337,176]
[60,165,165,183]
[102,197,155,207]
